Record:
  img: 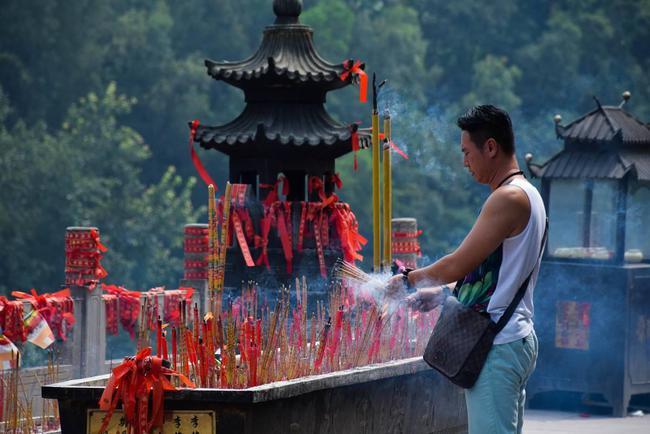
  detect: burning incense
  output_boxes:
[332,259,374,284]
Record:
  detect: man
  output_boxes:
[386,105,546,434]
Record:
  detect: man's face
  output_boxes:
[460,130,490,184]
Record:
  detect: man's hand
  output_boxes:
[385,274,407,299]
[406,287,447,312]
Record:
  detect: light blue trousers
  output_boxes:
[465,330,538,434]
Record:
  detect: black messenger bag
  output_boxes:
[423,221,547,388]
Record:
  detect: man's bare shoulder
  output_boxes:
[483,183,531,235]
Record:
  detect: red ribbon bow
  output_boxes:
[11,288,75,341]
[98,347,195,434]
[340,60,368,103]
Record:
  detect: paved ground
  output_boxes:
[524,409,650,433]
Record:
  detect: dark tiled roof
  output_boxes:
[557,105,650,145]
[536,150,650,181]
[194,103,370,157]
[205,25,350,88]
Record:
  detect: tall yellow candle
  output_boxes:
[371,110,381,272]
[382,114,392,269]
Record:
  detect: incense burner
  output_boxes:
[44,357,467,434]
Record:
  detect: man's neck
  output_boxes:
[489,163,522,191]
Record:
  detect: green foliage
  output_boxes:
[461,55,522,111]
[0,84,202,294]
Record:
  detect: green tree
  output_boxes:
[461,55,522,111]
[0,83,202,294]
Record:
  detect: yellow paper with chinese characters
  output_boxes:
[87,409,216,434]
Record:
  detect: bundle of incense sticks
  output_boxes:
[150,277,440,390]
[332,258,375,284]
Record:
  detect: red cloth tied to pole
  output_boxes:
[11,288,75,341]
[0,297,26,343]
[98,347,195,434]
[163,288,194,328]
[340,59,368,103]
[65,228,108,288]
[188,119,217,189]
[102,284,141,339]
[103,294,119,335]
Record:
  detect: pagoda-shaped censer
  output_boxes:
[192,0,369,288]
[525,91,650,416]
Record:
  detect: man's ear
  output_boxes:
[485,138,498,158]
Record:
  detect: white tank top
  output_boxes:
[488,178,546,344]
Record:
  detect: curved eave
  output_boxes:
[204,25,356,91]
[533,150,650,181]
[191,104,370,159]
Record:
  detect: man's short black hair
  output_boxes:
[457,105,515,155]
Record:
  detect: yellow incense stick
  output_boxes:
[372,110,381,272]
[382,114,392,269]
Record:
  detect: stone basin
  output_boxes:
[43,356,468,433]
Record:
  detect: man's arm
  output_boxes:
[406,186,530,288]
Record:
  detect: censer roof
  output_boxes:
[204,0,352,90]
[555,101,650,147]
[194,103,370,158]
[529,95,650,181]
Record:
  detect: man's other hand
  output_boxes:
[406,287,446,312]
[385,274,407,299]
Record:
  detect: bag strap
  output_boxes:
[494,218,548,334]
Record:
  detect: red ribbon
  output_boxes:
[103,294,119,335]
[297,202,307,253]
[330,173,343,190]
[379,133,409,159]
[314,210,327,278]
[308,176,338,209]
[11,288,75,341]
[232,211,255,267]
[65,229,109,288]
[259,175,289,207]
[0,297,26,343]
[255,208,273,270]
[340,60,368,103]
[98,347,195,434]
[102,284,141,339]
[276,205,293,274]
[188,119,218,189]
[332,204,367,263]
